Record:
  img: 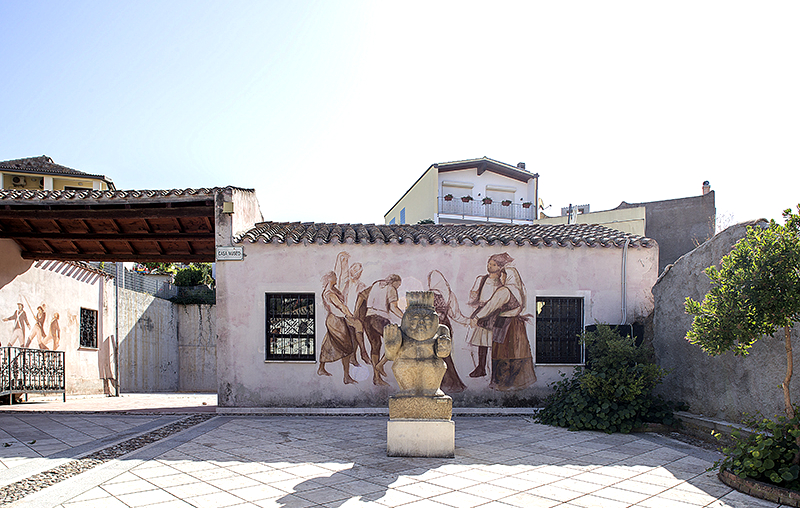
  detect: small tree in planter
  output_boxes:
[685,205,800,486]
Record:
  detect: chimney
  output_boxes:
[517,162,526,170]
[702,180,711,195]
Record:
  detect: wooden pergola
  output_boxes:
[0,188,218,263]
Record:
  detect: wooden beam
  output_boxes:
[0,232,213,241]
[19,251,214,262]
[0,206,213,221]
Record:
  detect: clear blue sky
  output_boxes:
[2,1,798,227]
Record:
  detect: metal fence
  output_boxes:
[95,263,178,299]
[439,197,537,222]
[0,347,65,403]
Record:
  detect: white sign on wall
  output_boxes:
[216,246,244,261]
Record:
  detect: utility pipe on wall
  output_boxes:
[114,262,120,397]
[621,238,630,325]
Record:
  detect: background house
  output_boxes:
[0,156,115,191]
[384,157,540,226]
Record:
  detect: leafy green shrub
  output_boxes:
[535,324,680,433]
[173,263,214,287]
[713,408,800,491]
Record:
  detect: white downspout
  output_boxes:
[621,238,630,324]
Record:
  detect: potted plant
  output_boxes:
[501,200,512,206]
[522,201,532,209]
[444,194,454,201]
[461,195,473,203]
[482,197,493,205]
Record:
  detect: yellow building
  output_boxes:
[0,156,115,191]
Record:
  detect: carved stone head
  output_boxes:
[401,291,439,342]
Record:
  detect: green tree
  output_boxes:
[685,205,800,460]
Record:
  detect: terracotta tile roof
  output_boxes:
[0,156,114,187]
[0,187,221,203]
[236,221,655,248]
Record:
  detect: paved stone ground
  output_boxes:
[0,394,786,508]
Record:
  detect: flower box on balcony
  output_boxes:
[444,194,454,201]
[501,200,512,206]
[522,202,532,209]
[482,198,492,205]
[461,196,473,203]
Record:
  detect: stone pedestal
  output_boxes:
[387,419,455,457]
[387,395,454,457]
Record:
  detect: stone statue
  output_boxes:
[384,291,455,457]
[383,291,452,397]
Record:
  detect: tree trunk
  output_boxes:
[783,325,800,465]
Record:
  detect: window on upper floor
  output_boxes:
[400,208,406,224]
[535,297,584,364]
[265,293,315,361]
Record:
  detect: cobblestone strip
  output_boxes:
[0,413,215,505]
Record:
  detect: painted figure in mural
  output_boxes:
[468,253,537,390]
[29,304,48,349]
[332,252,370,365]
[384,291,452,397]
[356,274,403,386]
[427,270,467,393]
[3,302,29,347]
[99,335,115,395]
[318,271,362,384]
[46,313,61,350]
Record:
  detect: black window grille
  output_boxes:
[79,308,98,348]
[265,293,315,361]
[535,297,584,364]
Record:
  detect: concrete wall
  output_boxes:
[216,239,658,407]
[118,291,217,393]
[538,206,646,236]
[652,220,799,421]
[118,288,178,392]
[618,191,716,273]
[177,304,216,392]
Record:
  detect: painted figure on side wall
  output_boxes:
[3,302,29,347]
[29,303,48,349]
[357,273,403,386]
[468,253,537,391]
[318,271,362,384]
[46,313,61,350]
[427,270,467,393]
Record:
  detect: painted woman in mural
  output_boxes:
[47,313,61,350]
[427,270,467,393]
[3,302,29,347]
[468,253,537,391]
[333,252,369,365]
[318,271,361,384]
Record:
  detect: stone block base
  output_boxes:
[389,395,452,420]
[387,420,455,457]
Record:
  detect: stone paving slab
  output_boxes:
[1,414,787,508]
[0,393,217,414]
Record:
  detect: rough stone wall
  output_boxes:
[652,220,800,421]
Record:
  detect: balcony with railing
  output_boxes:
[1,347,65,403]
[438,196,537,223]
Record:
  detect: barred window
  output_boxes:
[535,297,584,364]
[80,308,98,348]
[265,293,315,361]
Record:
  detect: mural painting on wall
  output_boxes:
[3,296,61,350]
[319,251,537,392]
